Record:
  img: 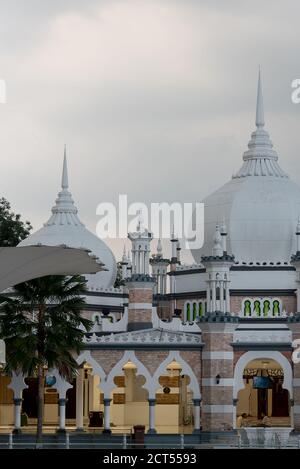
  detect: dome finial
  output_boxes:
[62,144,69,190]
[256,66,265,129]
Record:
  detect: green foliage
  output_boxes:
[114,261,125,288]
[0,275,92,380]
[0,197,32,246]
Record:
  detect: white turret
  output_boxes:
[176,240,181,264]
[150,239,170,295]
[125,250,132,278]
[212,225,223,257]
[121,245,128,280]
[201,223,235,314]
[128,211,153,276]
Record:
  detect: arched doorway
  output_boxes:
[109,360,149,430]
[155,360,194,434]
[236,357,291,427]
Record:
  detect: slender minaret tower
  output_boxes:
[170,226,178,269]
[120,245,128,281]
[125,212,155,330]
[176,240,181,265]
[126,250,132,277]
[128,211,153,275]
[150,239,170,295]
[201,224,235,314]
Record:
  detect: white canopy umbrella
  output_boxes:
[0,244,105,364]
[0,244,105,292]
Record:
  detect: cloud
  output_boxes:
[0,0,300,263]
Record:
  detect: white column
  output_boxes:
[103,398,112,433]
[145,250,150,274]
[13,398,22,433]
[211,279,216,312]
[225,279,230,312]
[141,249,145,274]
[232,398,238,429]
[147,399,156,434]
[206,285,211,313]
[220,279,224,313]
[193,399,201,433]
[76,368,84,431]
[132,250,136,274]
[58,398,66,432]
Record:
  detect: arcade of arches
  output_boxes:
[0,354,200,434]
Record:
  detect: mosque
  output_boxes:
[1,72,300,437]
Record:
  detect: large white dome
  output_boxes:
[19,153,117,289]
[192,72,300,265]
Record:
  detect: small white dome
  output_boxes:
[19,151,117,288]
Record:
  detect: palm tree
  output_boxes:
[0,275,92,445]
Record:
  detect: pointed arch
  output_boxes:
[233,350,293,399]
[105,351,153,399]
[76,350,106,384]
[152,351,201,400]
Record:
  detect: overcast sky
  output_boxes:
[0,0,300,262]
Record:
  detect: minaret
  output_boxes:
[126,250,132,277]
[201,224,235,314]
[176,240,181,265]
[125,213,155,330]
[120,245,128,281]
[170,226,178,268]
[150,239,170,295]
[128,211,153,275]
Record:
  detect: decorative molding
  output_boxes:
[84,329,202,347]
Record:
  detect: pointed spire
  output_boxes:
[62,144,69,190]
[122,244,127,263]
[255,67,265,129]
[44,147,84,227]
[233,68,288,179]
